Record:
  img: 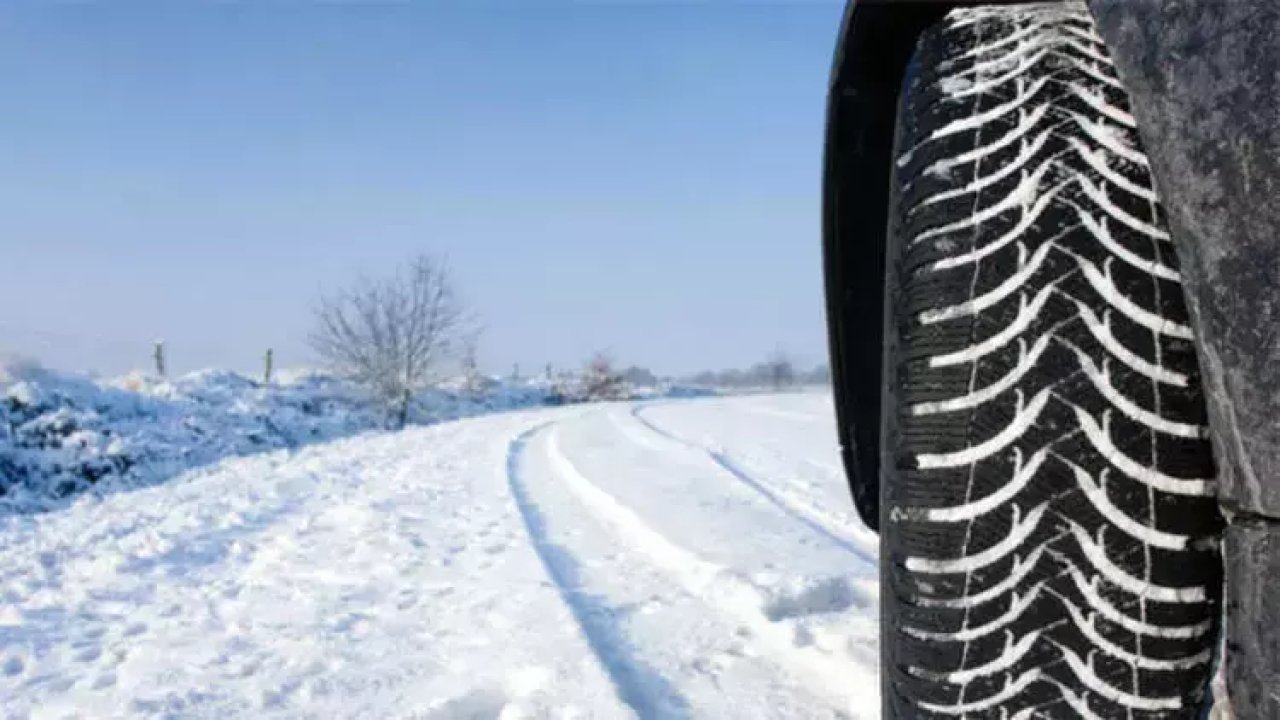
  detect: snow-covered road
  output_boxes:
[0,394,881,719]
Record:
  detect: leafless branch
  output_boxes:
[309,255,473,427]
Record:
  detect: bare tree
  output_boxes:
[310,255,470,428]
[579,351,629,401]
[765,348,795,390]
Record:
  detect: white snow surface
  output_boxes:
[0,393,879,719]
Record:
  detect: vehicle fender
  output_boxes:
[1089,0,1280,521]
[823,0,1026,531]
[1091,3,1280,716]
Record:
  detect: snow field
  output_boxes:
[1,394,879,719]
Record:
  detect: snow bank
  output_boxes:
[0,363,709,514]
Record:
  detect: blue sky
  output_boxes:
[0,2,845,377]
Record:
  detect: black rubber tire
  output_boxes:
[881,4,1223,718]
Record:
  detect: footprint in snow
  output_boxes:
[422,687,509,719]
[691,652,739,679]
[792,624,816,648]
[331,612,371,635]
[261,678,304,709]
[763,576,863,621]
[2,655,25,677]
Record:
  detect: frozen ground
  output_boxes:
[0,393,880,719]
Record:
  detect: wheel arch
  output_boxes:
[822,0,1004,532]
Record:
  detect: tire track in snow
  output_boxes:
[544,425,878,716]
[504,423,690,719]
[627,406,877,568]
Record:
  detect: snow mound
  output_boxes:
[1,368,373,513]
[761,575,872,621]
[0,363,705,515]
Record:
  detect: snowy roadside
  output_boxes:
[0,394,879,719]
[0,363,707,516]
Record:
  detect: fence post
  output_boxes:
[263,348,274,384]
[153,341,166,378]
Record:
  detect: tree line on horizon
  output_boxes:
[306,253,828,427]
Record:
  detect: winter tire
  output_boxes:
[881,4,1222,718]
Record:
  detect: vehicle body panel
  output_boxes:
[1090,0,1280,519]
[1091,3,1280,716]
